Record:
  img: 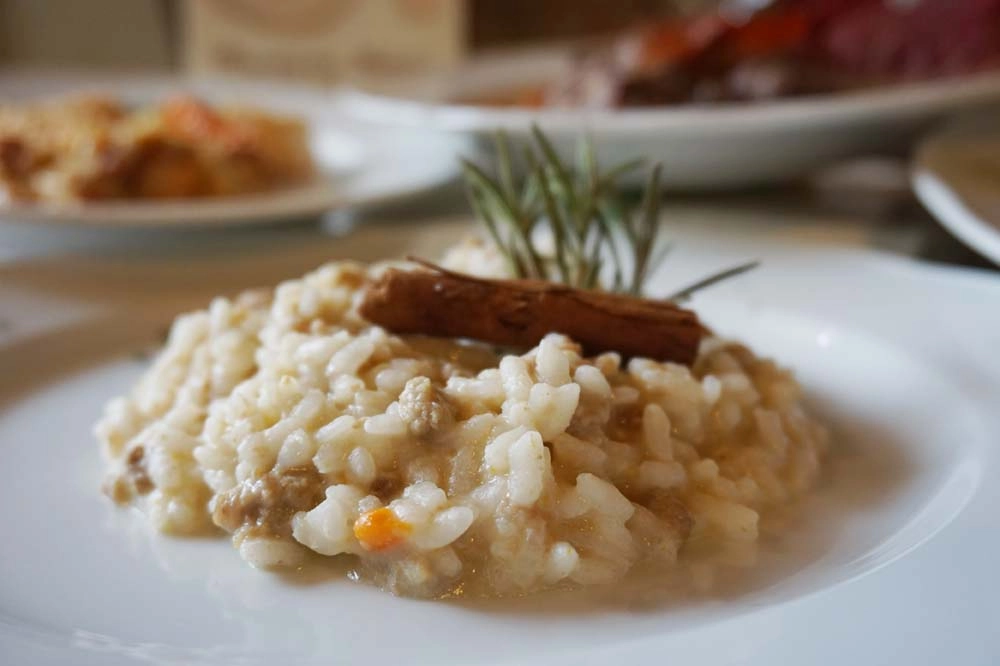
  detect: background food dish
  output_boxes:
[483,0,1000,108]
[0,73,466,228]
[0,95,315,203]
[340,0,1000,189]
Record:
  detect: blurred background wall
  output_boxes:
[0,0,174,69]
[0,0,691,78]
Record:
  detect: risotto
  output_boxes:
[97,254,829,598]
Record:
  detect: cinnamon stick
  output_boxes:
[359,266,704,365]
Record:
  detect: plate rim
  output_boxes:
[337,46,1000,134]
[912,133,1000,267]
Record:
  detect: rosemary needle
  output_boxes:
[665,261,761,303]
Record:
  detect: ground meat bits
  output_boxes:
[212,466,325,539]
[101,444,154,503]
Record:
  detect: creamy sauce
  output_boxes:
[276,423,913,612]
[454,433,912,614]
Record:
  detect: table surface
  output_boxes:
[1,175,995,273]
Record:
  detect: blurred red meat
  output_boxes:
[804,0,1000,79]
[550,0,1000,107]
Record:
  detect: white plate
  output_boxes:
[1,221,999,665]
[0,71,465,227]
[339,48,1000,188]
[913,118,1000,266]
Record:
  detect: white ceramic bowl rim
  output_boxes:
[342,70,1000,135]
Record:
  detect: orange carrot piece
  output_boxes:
[353,507,411,552]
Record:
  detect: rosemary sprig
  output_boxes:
[461,126,756,300]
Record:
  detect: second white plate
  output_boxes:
[340,48,1000,189]
[0,71,466,228]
